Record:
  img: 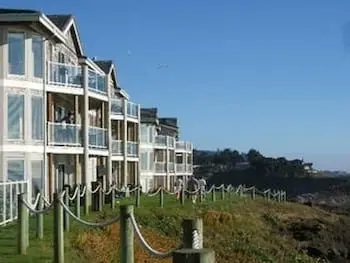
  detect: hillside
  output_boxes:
[1,195,350,262]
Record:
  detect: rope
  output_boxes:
[184,188,200,194]
[204,186,215,194]
[69,187,79,201]
[103,187,114,195]
[192,229,200,249]
[22,199,54,214]
[88,185,101,194]
[145,187,162,197]
[80,186,87,197]
[215,184,224,190]
[59,199,120,227]
[130,213,179,258]
[42,196,52,206]
[163,189,180,195]
[32,193,41,208]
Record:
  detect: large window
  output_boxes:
[32,35,43,78]
[140,151,148,170]
[140,125,148,143]
[31,160,43,194]
[32,96,43,140]
[7,159,25,181]
[8,32,25,75]
[8,94,24,140]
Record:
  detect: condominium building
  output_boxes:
[0,8,193,200]
[139,108,193,193]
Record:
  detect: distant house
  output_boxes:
[235,161,251,170]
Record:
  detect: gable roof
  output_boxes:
[46,14,72,30]
[0,8,38,14]
[94,60,113,74]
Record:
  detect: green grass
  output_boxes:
[0,192,326,263]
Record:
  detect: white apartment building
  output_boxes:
[0,9,140,200]
[0,8,193,200]
[139,108,193,193]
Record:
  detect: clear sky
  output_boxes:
[2,0,350,171]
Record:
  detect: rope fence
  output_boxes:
[15,182,286,263]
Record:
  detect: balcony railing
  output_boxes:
[112,140,123,155]
[127,141,138,157]
[168,162,175,173]
[88,69,106,94]
[167,137,175,148]
[127,101,139,118]
[176,163,185,173]
[89,127,107,149]
[47,122,82,146]
[186,164,193,173]
[155,162,166,173]
[111,98,124,115]
[176,141,193,151]
[155,135,176,148]
[48,61,82,87]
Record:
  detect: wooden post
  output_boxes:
[180,187,185,205]
[63,186,70,232]
[221,186,225,200]
[36,196,44,239]
[91,181,100,212]
[98,183,103,212]
[135,186,140,208]
[53,193,64,263]
[251,187,256,200]
[17,193,28,255]
[211,189,215,202]
[120,205,134,263]
[278,191,281,202]
[84,185,90,215]
[267,190,271,202]
[239,186,243,197]
[172,248,215,263]
[182,218,203,249]
[111,187,116,209]
[159,187,164,208]
[76,185,81,218]
[199,188,203,203]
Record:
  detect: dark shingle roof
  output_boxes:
[94,60,113,74]
[159,118,178,128]
[141,108,158,124]
[0,8,40,14]
[47,14,72,30]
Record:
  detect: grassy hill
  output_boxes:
[1,194,350,263]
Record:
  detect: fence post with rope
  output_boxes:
[17,193,29,255]
[180,186,185,205]
[91,181,101,212]
[159,187,164,208]
[84,185,90,215]
[75,184,81,218]
[36,193,44,239]
[211,187,216,202]
[63,186,70,232]
[120,205,134,263]
[53,192,64,263]
[135,186,141,208]
[220,185,225,200]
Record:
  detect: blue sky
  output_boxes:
[3,0,350,171]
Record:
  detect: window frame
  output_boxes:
[7,159,26,182]
[31,95,44,141]
[7,92,25,141]
[7,31,26,77]
[32,34,43,79]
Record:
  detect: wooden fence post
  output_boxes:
[199,188,203,203]
[53,193,64,263]
[84,185,90,215]
[221,186,225,200]
[63,186,70,232]
[135,186,140,208]
[239,186,243,197]
[76,185,80,218]
[36,195,44,239]
[111,186,116,209]
[251,187,256,200]
[91,181,100,212]
[182,218,203,249]
[180,187,185,205]
[120,205,134,263]
[159,187,164,208]
[211,188,216,202]
[17,193,29,255]
[267,190,271,202]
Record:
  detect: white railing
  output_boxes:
[111,98,124,115]
[127,101,139,118]
[168,162,175,173]
[167,137,175,148]
[47,61,82,87]
[187,164,193,174]
[89,127,107,149]
[176,141,193,151]
[47,122,82,147]
[127,141,138,157]
[88,69,106,94]
[0,180,28,226]
[155,135,167,147]
[112,140,123,155]
[176,163,185,173]
[155,162,166,173]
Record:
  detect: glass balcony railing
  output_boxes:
[176,163,185,173]
[47,122,82,146]
[155,135,175,148]
[111,140,123,155]
[168,162,175,173]
[186,164,193,173]
[155,162,166,173]
[167,137,175,148]
[88,69,106,94]
[110,98,124,115]
[127,141,138,157]
[48,61,82,87]
[176,141,193,151]
[127,101,139,118]
[88,127,107,149]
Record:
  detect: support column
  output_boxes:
[74,95,81,184]
[47,93,53,200]
[123,100,128,186]
[106,79,113,186]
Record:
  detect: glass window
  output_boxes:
[8,94,24,140]
[140,152,148,170]
[32,96,43,140]
[8,32,25,75]
[8,159,25,181]
[32,35,43,78]
[140,125,148,143]
[31,160,43,195]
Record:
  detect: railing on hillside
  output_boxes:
[88,69,106,94]
[0,180,28,226]
[47,122,82,147]
[88,127,107,149]
[47,61,82,87]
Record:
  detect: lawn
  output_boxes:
[0,192,326,263]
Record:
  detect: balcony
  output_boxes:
[88,70,106,94]
[48,61,82,87]
[186,164,193,173]
[176,163,185,173]
[89,127,107,149]
[112,140,123,155]
[168,162,175,173]
[47,122,82,147]
[127,141,138,157]
[155,162,166,173]
[155,135,175,148]
[127,101,139,119]
[111,98,123,116]
[176,141,193,151]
